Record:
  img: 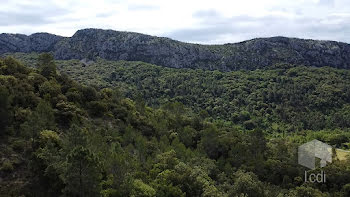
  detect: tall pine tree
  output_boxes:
[38,53,57,79]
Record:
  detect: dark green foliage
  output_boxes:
[0,56,349,197]
[20,99,56,148]
[131,179,156,197]
[81,86,98,102]
[87,101,108,117]
[342,184,350,196]
[38,53,57,78]
[200,126,220,159]
[0,86,11,134]
[18,56,349,132]
[232,170,264,197]
[62,147,102,197]
[1,56,28,75]
[30,130,64,196]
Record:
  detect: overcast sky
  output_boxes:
[1,0,349,44]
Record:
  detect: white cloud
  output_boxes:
[0,0,349,44]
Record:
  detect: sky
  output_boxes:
[1,0,350,44]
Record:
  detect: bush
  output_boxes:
[1,160,14,172]
[87,101,108,117]
[131,179,156,197]
[232,170,264,197]
[11,139,26,151]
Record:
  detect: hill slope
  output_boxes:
[1,28,350,71]
[1,55,350,197]
[5,52,350,132]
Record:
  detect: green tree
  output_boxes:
[199,125,220,159]
[342,184,350,197]
[39,79,62,99]
[87,101,108,117]
[131,179,156,197]
[38,53,57,78]
[81,86,98,103]
[2,56,28,75]
[178,126,196,148]
[62,146,102,197]
[21,99,56,148]
[31,130,64,196]
[62,117,88,149]
[287,186,327,197]
[231,170,265,197]
[0,86,10,134]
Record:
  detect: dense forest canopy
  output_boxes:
[7,53,350,132]
[0,54,350,197]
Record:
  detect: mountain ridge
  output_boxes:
[1,28,350,71]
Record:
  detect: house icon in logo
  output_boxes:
[298,139,333,169]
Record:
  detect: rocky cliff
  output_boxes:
[1,28,350,71]
[0,33,63,54]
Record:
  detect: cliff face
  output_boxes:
[0,33,63,54]
[1,28,350,71]
[53,29,223,70]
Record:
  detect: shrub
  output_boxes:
[1,160,14,172]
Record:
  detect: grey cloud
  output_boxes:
[0,12,51,26]
[165,14,284,43]
[164,27,230,42]
[0,1,71,26]
[165,13,350,44]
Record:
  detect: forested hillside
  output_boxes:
[1,54,350,196]
[8,53,350,132]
